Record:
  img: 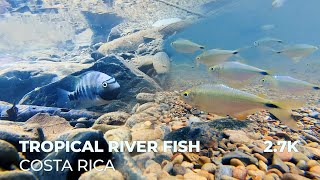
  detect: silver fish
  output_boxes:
[254,37,283,47]
[58,71,120,109]
[261,75,320,94]
[276,44,319,62]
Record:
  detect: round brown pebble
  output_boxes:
[199,156,211,164]
[163,118,171,123]
[267,168,283,179]
[310,165,320,175]
[239,145,252,153]
[233,166,247,180]
[172,154,184,165]
[181,161,194,169]
[197,169,213,180]
[265,173,280,180]
[230,158,245,167]
[248,170,265,179]
[307,160,320,168]
[246,164,259,171]
[172,125,185,131]
[258,160,268,172]
[254,153,268,164]
[201,163,216,173]
[274,147,293,162]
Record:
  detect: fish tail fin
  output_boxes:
[268,108,298,130]
[267,100,304,130]
[56,88,72,108]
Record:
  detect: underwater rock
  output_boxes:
[74,28,93,48]
[0,120,44,160]
[31,129,111,180]
[79,167,124,180]
[131,127,164,141]
[82,11,123,44]
[152,52,171,87]
[152,18,182,27]
[132,152,155,169]
[0,170,37,180]
[0,61,90,103]
[125,112,158,128]
[98,20,193,55]
[136,93,156,103]
[269,154,290,173]
[224,130,253,144]
[94,111,130,126]
[104,126,131,142]
[0,139,19,169]
[221,151,258,165]
[19,56,161,112]
[98,27,163,55]
[164,118,250,149]
[25,113,73,141]
[133,52,170,87]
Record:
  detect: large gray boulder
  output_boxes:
[0,60,90,103]
[19,56,161,112]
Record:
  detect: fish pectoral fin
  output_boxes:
[268,108,298,130]
[233,108,262,120]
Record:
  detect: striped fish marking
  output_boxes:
[57,71,120,109]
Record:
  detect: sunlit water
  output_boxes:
[165,0,320,104]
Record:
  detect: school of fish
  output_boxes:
[171,34,320,130]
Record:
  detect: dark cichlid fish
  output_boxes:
[57,71,120,109]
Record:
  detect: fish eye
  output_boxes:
[210,67,214,71]
[183,92,189,98]
[102,82,108,88]
[196,57,200,60]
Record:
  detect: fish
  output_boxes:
[272,0,286,8]
[181,84,301,130]
[276,44,319,62]
[171,39,205,53]
[57,71,120,109]
[208,62,271,88]
[261,75,320,94]
[254,37,283,47]
[195,48,239,67]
